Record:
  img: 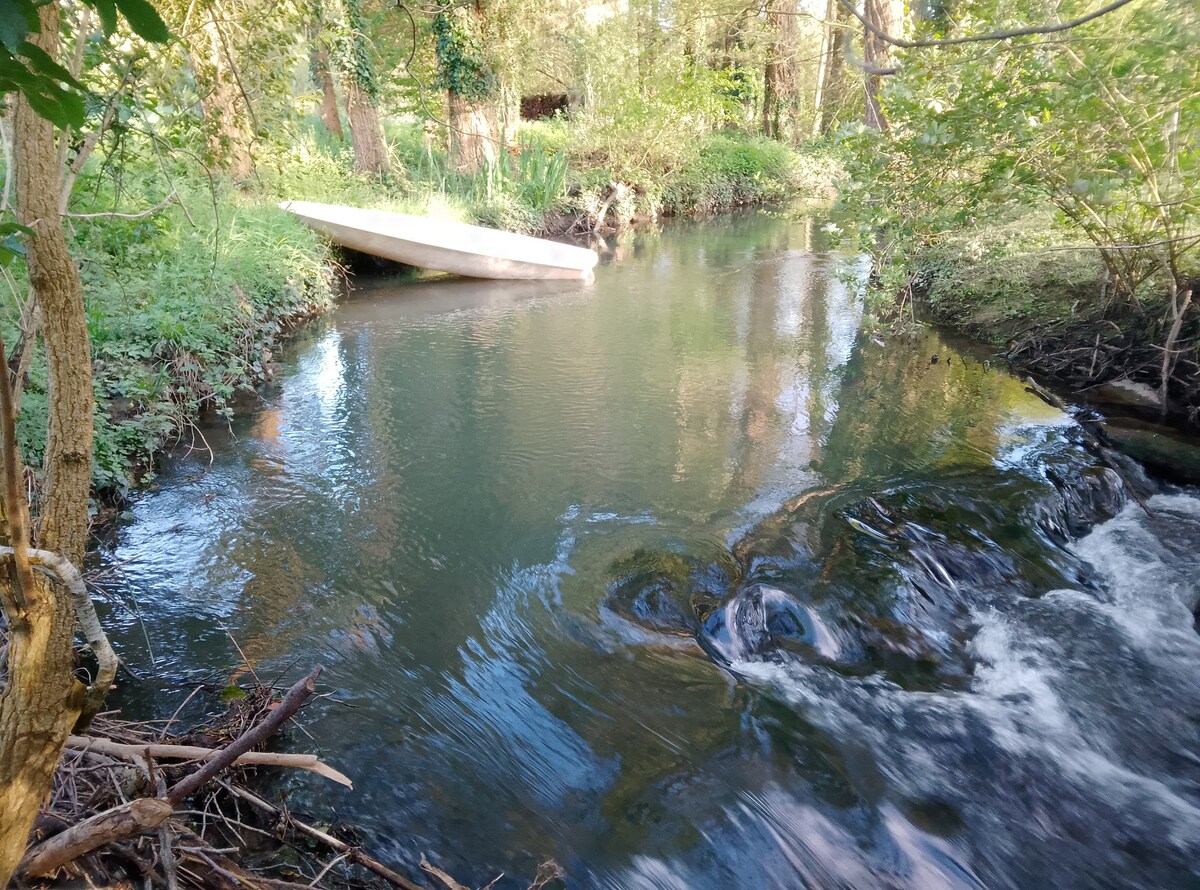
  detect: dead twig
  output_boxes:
[218,782,428,890]
[64,735,353,787]
[19,668,323,877]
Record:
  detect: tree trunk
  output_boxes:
[314,47,344,140]
[447,91,499,174]
[763,0,798,141]
[820,2,849,134]
[344,78,389,175]
[863,0,902,130]
[811,0,836,136]
[0,4,93,882]
[200,14,254,181]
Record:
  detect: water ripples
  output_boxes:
[100,214,1200,888]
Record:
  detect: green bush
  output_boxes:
[661,133,823,215]
[517,117,570,155]
[7,163,334,497]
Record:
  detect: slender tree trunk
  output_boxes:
[863,0,901,130]
[200,15,254,180]
[812,0,836,136]
[344,78,388,174]
[315,47,344,139]
[821,2,848,134]
[763,0,798,141]
[447,92,499,174]
[0,4,93,882]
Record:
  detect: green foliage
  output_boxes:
[516,118,570,156]
[0,40,84,128]
[915,209,1108,332]
[510,144,569,213]
[0,0,168,128]
[331,0,380,102]
[661,133,809,215]
[431,0,495,100]
[835,0,1199,311]
[0,220,32,267]
[6,163,333,495]
[569,67,745,178]
[87,0,170,42]
[468,191,541,233]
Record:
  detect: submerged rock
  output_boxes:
[603,549,705,638]
[1103,418,1200,486]
[696,584,840,665]
[605,444,1135,693]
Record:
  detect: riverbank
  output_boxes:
[2,123,837,506]
[896,210,1200,431]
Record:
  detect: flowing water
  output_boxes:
[98,213,1200,889]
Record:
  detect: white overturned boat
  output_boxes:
[281,200,598,281]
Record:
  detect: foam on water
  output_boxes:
[610,493,1200,889]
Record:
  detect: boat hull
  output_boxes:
[282,201,598,281]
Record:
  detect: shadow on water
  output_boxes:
[342,275,596,323]
[97,211,1200,889]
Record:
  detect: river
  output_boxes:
[97,212,1200,889]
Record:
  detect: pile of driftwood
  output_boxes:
[11,662,562,890]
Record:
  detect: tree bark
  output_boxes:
[812,0,836,136]
[763,0,798,141]
[344,78,389,174]
[314,47,344,140]
[0,6,92,883]
[447,91,499,174]
[199,14,254,181]
[863,0,902,130]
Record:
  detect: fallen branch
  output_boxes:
[63,189,178,220]
[20,798,175,877]
[839,0,1138,48]
[19,668,323,878]
[420,855,468,890]
[218,782,428,890]
[64,735,353,787]
[166,667,322,804]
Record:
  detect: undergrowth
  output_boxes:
[915,210,1108,338]
[5,172,334,499]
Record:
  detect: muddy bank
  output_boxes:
[915,266,1200,434]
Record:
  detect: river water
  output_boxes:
[98,213,1200,889]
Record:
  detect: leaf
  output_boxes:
[20,83,85,129]
[89,0,119,35]
[0,220,35,240]
[19,41,82,89]
[0,0,36,53]
[220,684,248,702]
[110,0,170,42]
